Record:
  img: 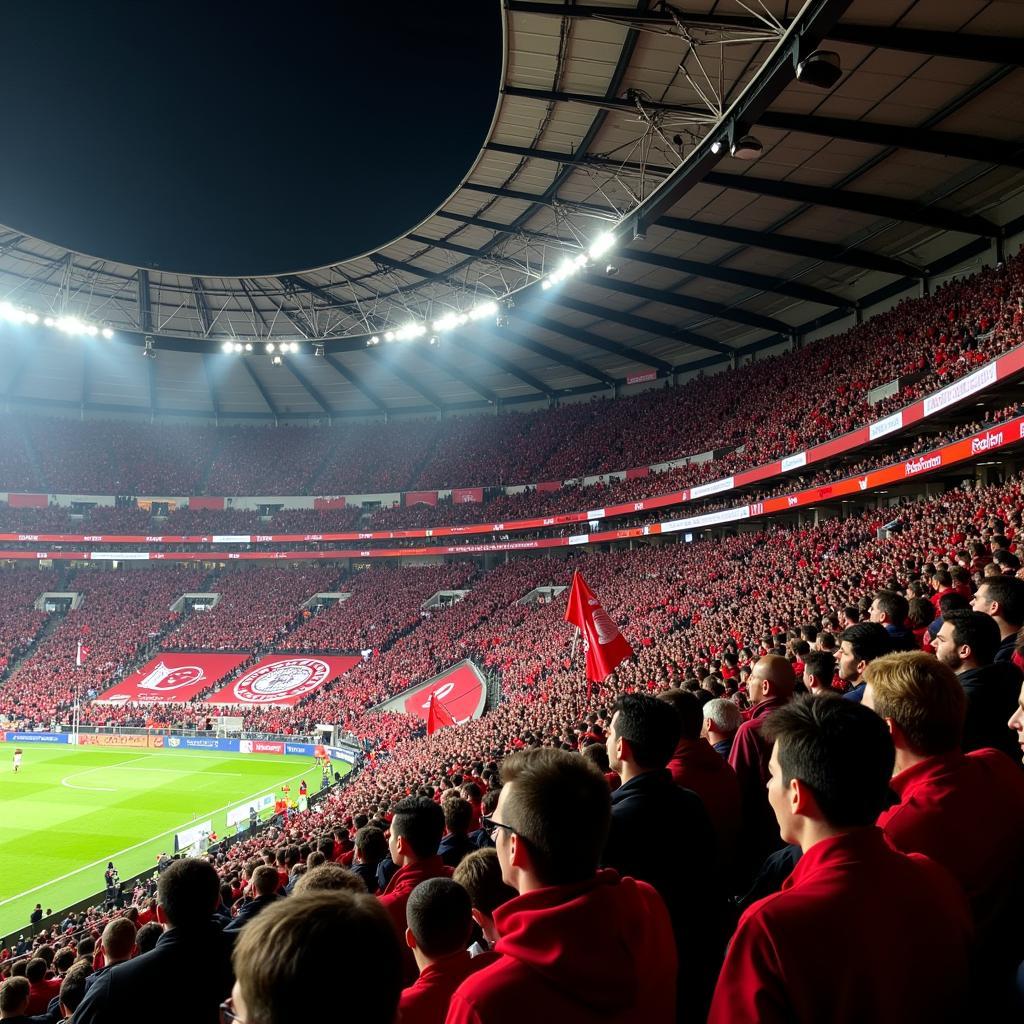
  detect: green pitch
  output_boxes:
[0,741,348,938]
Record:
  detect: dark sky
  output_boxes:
[0,1,501,275]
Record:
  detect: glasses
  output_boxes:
[220,1000,244,1024]
[480,814,515,838]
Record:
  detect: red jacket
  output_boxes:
[708,829,971,1024]
[667,737,741,860]
[400,951,494,1024]
[379,856,453,982]
[445,869,676,1024]
[27,977,61,1015]
[877,749,1024,938]
[729,696,788,865]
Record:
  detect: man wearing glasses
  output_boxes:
[445,748,677,1024]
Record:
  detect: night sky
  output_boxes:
[0,1,501,275]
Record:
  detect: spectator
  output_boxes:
[83,918,135,994]
[933,609,1023,757]
[708,695,972,1024]
[446,748,676,1024]
[864,652,1024,1012]
[224,865,281,937]
[868,590,916,651]
[604,693,722,1021]
[230,891,402,1024]
[74,859,232,1024]
[729,655,796,872]
[701,697,741,758]
[438,799,477,869]
[837,621,892,702]
[0,977,31,1023]
[23,958,58,1016]
[56,963,90,1020]
[451,848,515,957]
[401,879,491,1024]
[801,650,836,696]
[133,923,161,956]
[659,688,741,863]
[971,575,1024,663]
[379,797,451,983]
[352,825,388,892]
[291,864,367,895]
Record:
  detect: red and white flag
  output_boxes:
[426,692,456,735]
[76,639,90,667]
[564,570,633,695]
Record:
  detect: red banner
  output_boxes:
[536,481,561,493]
[239,739,285,754]
[206,654,361,706]
[99,653,249,705]
[564,570,634,692]
[8,494,48,508]
[405,491,438,506]
[314,496,346,510]
[625,466,650,480]
[401,662,486,724]
[189,497,225,510]
[452,487,484,503]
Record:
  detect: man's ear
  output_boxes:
[791,777,815,817]
[508,832,530,871]
[616,735,630,764]
[405,926,417,951]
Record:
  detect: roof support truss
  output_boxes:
[201,354,221,419]
[241,358,281,420]
[280,355,335,417]
[323,354,387,411]
[415,349,498,405]
[444,335,555,399]
[489,327,618,387]
[379,355,444,408]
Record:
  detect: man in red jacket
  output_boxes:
[401,878,493,1024]
[379,796,452,983]
[710,695,972,1024]
[864,651,1024,1012]
[729,655,795,874]
[446,748,676,1024]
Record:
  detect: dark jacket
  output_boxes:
[603,769,723,1022]
[224,893,281,934]
[959,661,1023,760]
[994,633,1016,663]
[74,921,233,1024]
[350,860,380,893]
[438,831,478,868]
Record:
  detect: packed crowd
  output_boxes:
[0,251,1021,504]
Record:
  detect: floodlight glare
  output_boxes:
[222,341,234,353]
[244,342,253,352]
[469,301,497,321]
[588,232,615,260]
[266,343,275,353]
[101,327,113,339]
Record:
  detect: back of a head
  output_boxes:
[657,688,703,741]
[612,693,681,769]
[292,864,367,895]
[101,917,136,961]
[803,650,836,684]
[406,878,473,959]
[391,797,445,860]
[354,825,388,866]
[157,857,220,930]
[233,891,401,1024]
[252,865,280,898]
[58,964,91,1015]
[135,922,163,955]
[864,651,966,756]
[756,654,797,697]
[500,748,611,887]
[0,976,29,1015]
[702,697,742,735]
[981,574,1024,626]
[443,797,473,837]
[840,621,892,664]
[764,694,895,827]
[25,957,46,983]
[452,848,516,916]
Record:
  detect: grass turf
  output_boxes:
[0,741,347,937]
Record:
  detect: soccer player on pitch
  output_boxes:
[12,747,22,772]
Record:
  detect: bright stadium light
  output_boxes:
[369,335,380,345]
[266,343,275,353]
[289,342,300,354]
[384,332,395,342]
[233,342,244,353]
[101,327,113,339]
[244,342,253,352]
[44,317,55,327]
[222,341,233,353]
[469,301,498,321]
[588,232,615,260]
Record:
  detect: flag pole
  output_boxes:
[570,626,580,662]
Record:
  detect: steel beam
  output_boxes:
[444,335,556,398]
[201,353,221,418]
[192,277,214,336]
[379,356,444,408]
[488,328,618,386]
[280,355,334,416]
[323,354,387,411]
[417,348,499,405]
[241,358,281,419]
[514,312,675,371]
[137,269,152,334]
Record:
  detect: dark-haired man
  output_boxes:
[801,650,836,696]
[401,879,492,1024]
[837,621,891,702]
[74,859,232,1024]
[868,590,916,651]
[223,864,281,937]
[379,796,451,983]
[446,748,676,1024]
[708,695,972,1023]
[971,575,1024,663]
[932,609,1022,757]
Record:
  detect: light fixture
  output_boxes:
[384,332,395,342]
[604,264,618,277]
[289,342,300,354]
[265,343,275,353]
[469,301,497,321]
[222,341,234,354]
[709,139,723,155]
[271,354,283,366]
[233,342,244,353]
[730,134,764,160]
[796,50,842,89]
[142,336,156,359]
[429,335,438,345]
[313,343,324,357]
[101,327,113,339]
[588,232,615,260]
[244,342,253,352]
[370,335,380,345]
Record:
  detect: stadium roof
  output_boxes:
[0,0,1022,421]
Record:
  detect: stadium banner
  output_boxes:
[239,740,285,754]
[72,733,154,748]
[164,736,234,751]
[206,654,361,707]
[175,820,213,853]
[326,743,362,764]
[375,660,487,725]
[452,487,484,503]
[7,493,48,508]
[189,497,225,511]
[97,653,249,705]
[314,496,346,510]
[226,794,275,827]
[2,731,69,744]
[285,742,315,756]
[405,490,438,506]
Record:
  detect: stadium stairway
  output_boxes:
[0,606,63,688]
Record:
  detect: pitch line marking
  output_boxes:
[60,756,150,792]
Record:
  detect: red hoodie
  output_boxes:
[667,737,741,861]
[400,950,495,1024]
[445,869,676,1024]
[379,856,453,982]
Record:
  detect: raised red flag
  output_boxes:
[426,692,457,735]
[564,570,633,694]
